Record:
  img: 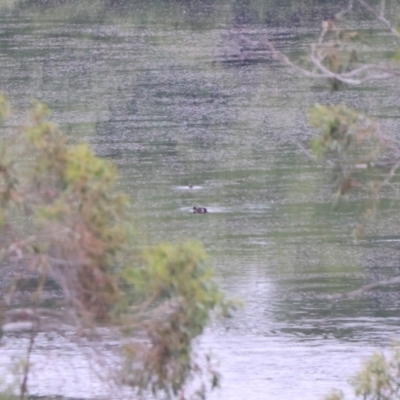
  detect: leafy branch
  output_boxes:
[264,0,400,88]
[0,96,235,399]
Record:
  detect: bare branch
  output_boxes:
[295,141,338,168]
[263,38,400,86]
[5,307,67,320]
[354,158,400,169]
[355,0,400,37]
[379,159,400,188]
[19,323,36,400]
[327,275,400,299]
[263,39,334,79]
[335,0,354,21]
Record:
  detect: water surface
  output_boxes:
[1,1,400,398]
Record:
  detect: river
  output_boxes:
[0,0,400,398]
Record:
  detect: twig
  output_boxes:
[327,275,400,299]
[263,38,400,86]
[263,39,335,79]
[353,158,400,169]
[379,159,400,188]
[355,0,400,37]
[295,142,336,167]
[6,307,66,320]
[336,0,354,21]
[19,316,38,400]
[295,142,317,162]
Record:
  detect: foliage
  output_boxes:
[121,242,226,398]
[325,347,400,400]
[309,103,389,235]
[299,1,400,399]
[0,96,234,399]
[305,17,369,91]
[264,0,400,238]
[310,104,381,161]
[298,0,400,238]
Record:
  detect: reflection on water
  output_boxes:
[204,335,375,400]
[1,0,400,398]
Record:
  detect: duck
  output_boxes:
[193,206,207,214]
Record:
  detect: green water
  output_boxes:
[0,0,400,398]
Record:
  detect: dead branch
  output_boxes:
[264,0,400,87]
[355,0,400,38]
[354,158,400,169]
[19,321,36,400]
[264,37,400,85]
[5,307,66,321]
[327,275,400,299]
[379,159,400,188]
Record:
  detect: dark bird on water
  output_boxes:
[193,206,207,214]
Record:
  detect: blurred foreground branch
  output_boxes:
[0,97,235,399]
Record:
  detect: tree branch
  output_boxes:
[263,38,400,86]
[327,275,400,299]
[355,0,400,38]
